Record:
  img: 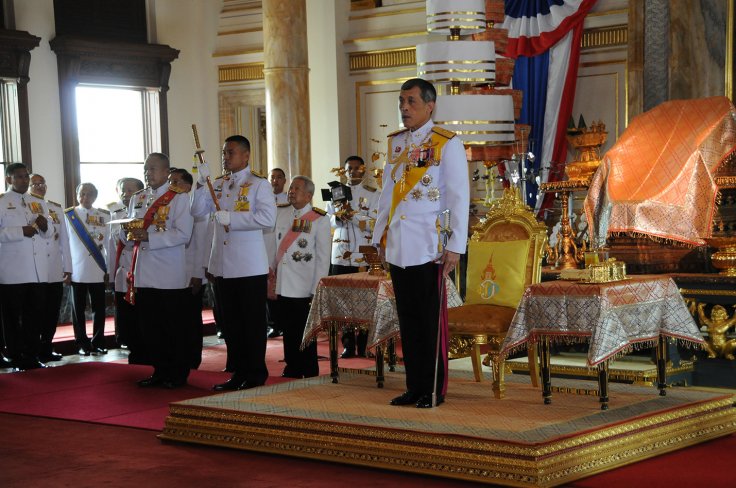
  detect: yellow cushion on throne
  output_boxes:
[465,239,530,309]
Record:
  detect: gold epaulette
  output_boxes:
[168,184,186,194]
[0,193,4,199]
[432,126,456,139]
[48,200,62,208]
[277,202,292,208]
[388,127,409,138]
[251,169,267,179]
[312,207,327,216]
[29,193,44,200]
[362,184,377,192]
[65,206,75,212]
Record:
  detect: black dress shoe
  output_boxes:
[162,379,187,389]
[281,372,303,379]
[91,346,108,355]
[237,380,264,390]
[267,329,283,339]
[21,358,47,370]
[78,347,92,356]
[340,349,356,359]
[416,394,444,409]
[137,376,164,387]
[39,351,63,362]
[213,377,245,391]
[390,391,420,406]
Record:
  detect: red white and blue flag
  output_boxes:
[502,0,596,212]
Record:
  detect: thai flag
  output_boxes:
[502,0,597,212]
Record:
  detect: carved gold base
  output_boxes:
[161,373,736,487]
[705,237,736,277]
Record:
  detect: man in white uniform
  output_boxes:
[125,153,193,389]
[266,167,289,338]
[65,183,110,355]
[270,168,289,205]
[272,176,330,378]
[191,135,276,391]
[326,155,379,358]
[373,78,469,408]
[107,177,146,363]
[29,173,71,362]
[0,163,53,369]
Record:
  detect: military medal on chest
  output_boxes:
[154,205,170,231]
[234,183,251,212]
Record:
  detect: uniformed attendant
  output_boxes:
[125,153,193,389]
[272,176,331,378]
[326,155,379,358]
[0,163,54,370]
[107,177,146,363]
[270,168,289,205]
[191,135,276,391]
[169,168,207,369]
[265,167,289,339]
[373,78,469,408]
[29,173,72,362]
[65,182,110,355]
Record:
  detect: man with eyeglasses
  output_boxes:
[29,173,72,362]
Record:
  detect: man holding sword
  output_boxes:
[372,78,469,408]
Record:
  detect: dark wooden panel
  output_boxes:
[54,0,147,43]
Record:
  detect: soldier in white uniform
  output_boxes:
[326,155,379,358]
[29,173,72,362]
[266,167,289,338]
[169,168,208,369]
[270,168,289,205]
[191,135,276,391]
[271,176,331,378]
[65,183,110,355]
[373,78,469,409]
[0,163,54,370]
[107,177,145,363]
[125,153,193,389]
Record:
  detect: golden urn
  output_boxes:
[704,236,736,277]
[565,120,608,182]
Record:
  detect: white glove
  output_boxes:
[214,210,230,226]
[196,161,211,184]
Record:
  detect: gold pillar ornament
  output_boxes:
[565,119,607,182]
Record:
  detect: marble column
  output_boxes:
[263,0,311,179]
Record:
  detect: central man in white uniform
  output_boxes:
[191,135,276,391]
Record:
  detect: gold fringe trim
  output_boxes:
[609,231,699,248]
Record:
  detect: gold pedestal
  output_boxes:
[705,237,736,277]
[540,180,590,270]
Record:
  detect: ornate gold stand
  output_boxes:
[540,179,590,270]
[704,237,736,277]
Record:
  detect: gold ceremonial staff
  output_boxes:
[191,124,229,232]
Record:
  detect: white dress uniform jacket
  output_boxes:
[106,202,133,293]
[186,215,210,283]
[274,192,289,205]
[41,198,71,283]
[264,203,293,268]
[372,119,469,267]
[124,185,193,289]
[66,205,110,283]
[326,181,379,267]
[0,191,54,284]
[191,165,276,278]
[272,203,331,298]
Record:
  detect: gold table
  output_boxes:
[304,272,462,387]
[500,275,705,409]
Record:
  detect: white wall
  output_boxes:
[150,0,221,174]
[306,0,347,197]
[14,0,65,203]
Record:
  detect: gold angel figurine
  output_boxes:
[697,303,736,360]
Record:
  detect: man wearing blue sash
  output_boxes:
[65,183,110,355]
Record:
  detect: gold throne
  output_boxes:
[448,187,547,398]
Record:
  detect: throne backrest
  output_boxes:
[466,188,548,293]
